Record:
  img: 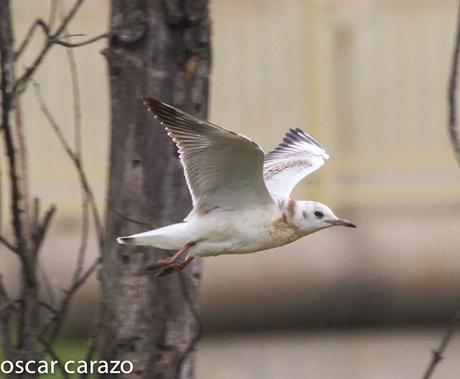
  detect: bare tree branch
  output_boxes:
[13,4,101,61]
[39,338,70,379]
[449,0,460,165]
[57,4,83,158]
[41,257,100,345]
[1,0,29,269]
[54,33,108,48]
[1,0,105,366]
[47,0,58,31]
[40,267,57,308]
[34,20,101,331]
[30,199,59,308]
[0,275,13,358]
[79,309,104,379]
[421,2,460,378]
[32,204,56,256]
[13,0,85,95]
[14,19,49,61]
[39,300,57,315]
[32,26,104,347]
[58,11,93,284]
[421,310,460,379]
[32,82,104,248]
[33,85,103,347]
[0,234,18,253]
[32,197,40,231]
[1,1,43,363]
[73,199,90,283]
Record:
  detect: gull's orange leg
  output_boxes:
[155,257,195,277]
[145,241,195,271]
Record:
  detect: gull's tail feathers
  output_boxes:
[116,236,137,245]
[116,223,192,250]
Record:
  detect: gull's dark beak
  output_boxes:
[329,219,357,228]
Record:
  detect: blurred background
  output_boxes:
[2,0,460,378]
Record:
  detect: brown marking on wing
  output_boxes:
[264,160,311,180]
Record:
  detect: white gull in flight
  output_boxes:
[118,98,356,277]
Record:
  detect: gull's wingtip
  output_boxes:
[143,97,167,111]
[143,96,154,110]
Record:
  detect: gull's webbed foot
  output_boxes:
[144,241,196,275]
[154,257,194,277]
[145,258,173,271]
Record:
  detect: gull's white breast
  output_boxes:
[185,205,301,258]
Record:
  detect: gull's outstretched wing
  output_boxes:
[263,128,329,199]
[144,98,275,215]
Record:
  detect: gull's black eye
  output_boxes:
[314,211,324,219]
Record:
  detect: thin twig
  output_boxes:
[1,0,103,366]
[0,275,10,307]
[449,0,460,165]
[58,4,83,158]
[39,300,57,315]
[40,257,101,344]
[69,44,82,157]
[68,258,100,298]
[79,314,102,379]
[31,200,58,306]
[47,0,58,31]
[33,82,75,157]
[39,338,70,379]
[13,0,85,95]
[421,2,460,378]
[54,33,108,48]
[0,275,12,358]
[32,197,40,232]
[32,205,56,256]
[0,234,17,253]
[63,33,85,38]
[58,11,91,282]
[73,199,89,283]
[14,19,49,61]
[32,82,104,249]
[33,75,104,348]
[421,310,460,379]
[40,263,57,307]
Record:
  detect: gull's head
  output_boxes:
[290,200,356,235]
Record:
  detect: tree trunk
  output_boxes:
[99,1,211,378]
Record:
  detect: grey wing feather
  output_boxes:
[144,98,275,215]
